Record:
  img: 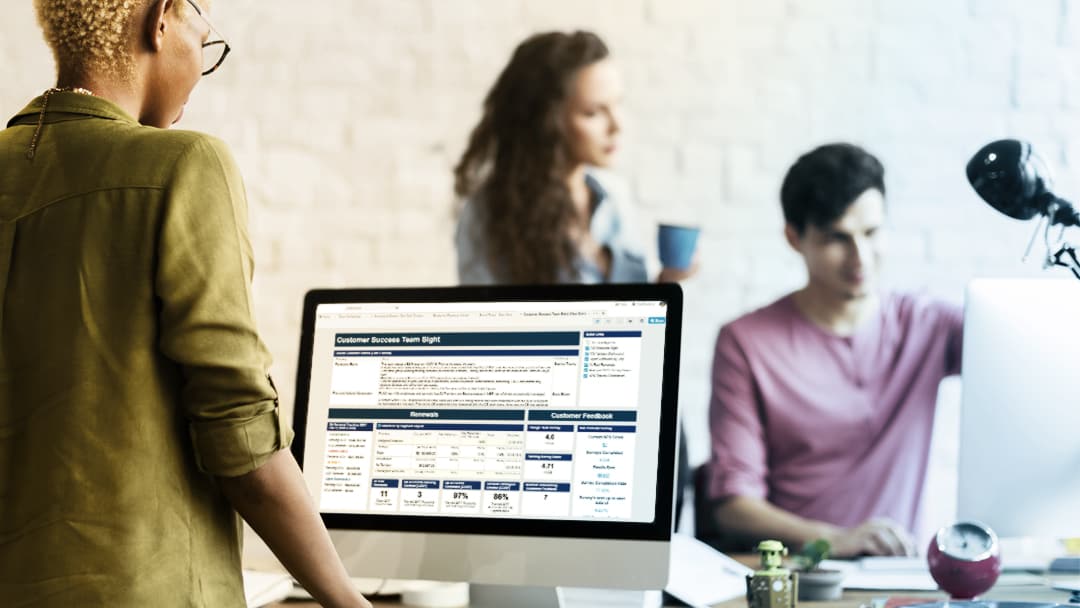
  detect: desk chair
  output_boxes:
[692,463,754,553]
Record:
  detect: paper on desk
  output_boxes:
[819,559,939,591]
[558,588,663,607]
[665,533,753,608]
[1052,579,1080,592]
[286,577,413,600]
[859,557,926,571]
[823,557,1046,591]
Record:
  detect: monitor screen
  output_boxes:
[958,278,1080,540]
[291,284,682,591]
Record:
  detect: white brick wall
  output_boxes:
[5,1,1078,542]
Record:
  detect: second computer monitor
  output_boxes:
[958,278,1080,539]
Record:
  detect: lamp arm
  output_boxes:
[1049,243,1080,280]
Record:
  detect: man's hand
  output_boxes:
[826,518,916,557]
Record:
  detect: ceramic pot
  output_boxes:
[797,569,844,601]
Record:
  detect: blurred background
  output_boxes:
[5,0,1079,540]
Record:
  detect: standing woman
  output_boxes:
[454,30,695,285]
[0,1,368,606]
[453,30,694,527]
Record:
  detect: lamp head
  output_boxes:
[966,139,1052,221]
[966,139,1080,279]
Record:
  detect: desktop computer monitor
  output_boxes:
[957,278,1080,539]
[291,284,683,605]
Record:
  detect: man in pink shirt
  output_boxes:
[707,143,963,557]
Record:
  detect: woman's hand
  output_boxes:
[657,257,700,283]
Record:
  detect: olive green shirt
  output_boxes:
[0,93,293,607]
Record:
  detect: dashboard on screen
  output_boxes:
[292,287,680,540]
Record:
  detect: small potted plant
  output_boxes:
[792,539,845,601]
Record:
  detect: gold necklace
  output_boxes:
[25,86,95,160]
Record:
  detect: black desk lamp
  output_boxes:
[967,139,1080,279]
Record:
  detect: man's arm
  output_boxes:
[706,323,914,558]
[713,495,915,557]
[218,450,371,608]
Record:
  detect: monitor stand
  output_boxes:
[469,583,663,608]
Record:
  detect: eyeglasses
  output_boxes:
[185,0,231,76]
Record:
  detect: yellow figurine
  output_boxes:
[746,540,798,608]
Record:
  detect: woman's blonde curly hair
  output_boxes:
[34,0,187,81]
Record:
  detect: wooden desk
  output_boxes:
[272,585,1068,608]
[269,555,1073,608]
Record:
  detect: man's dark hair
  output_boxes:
[780,143,885,234]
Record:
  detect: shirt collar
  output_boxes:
[583,170,609,209]
[7,91,140,128]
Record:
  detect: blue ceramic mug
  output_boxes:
[658,224,700,270]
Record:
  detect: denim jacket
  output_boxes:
[455,169,656,284]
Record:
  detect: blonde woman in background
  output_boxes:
[0,1,369,606]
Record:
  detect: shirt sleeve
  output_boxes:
[454,199,497,285]
[616,201,660,283]
[596,171,661,281]
[707,324,770,502]
[607,244,649,283]
[155,134,292,478]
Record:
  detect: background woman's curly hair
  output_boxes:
[454,31,609,284]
